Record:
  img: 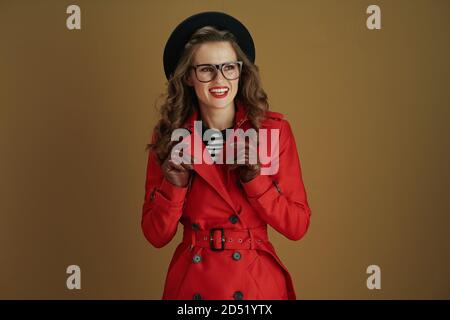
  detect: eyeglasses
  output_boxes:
[190,61,243,82]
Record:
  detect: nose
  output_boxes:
[213,68,228,83]
[213,67,228,82]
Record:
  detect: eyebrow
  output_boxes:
[195,61,237,66]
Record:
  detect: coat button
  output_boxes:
[193,293,202,300]
[233,291,244,300]
[229,214,239,224]
[232,251,241,261]
[150,188,156,200]
[192,254,202,264]
[192,223,200,230]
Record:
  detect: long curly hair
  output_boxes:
[147,26,270,165]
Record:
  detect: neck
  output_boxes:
[198,101,235,130]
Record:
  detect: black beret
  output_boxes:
[163,11,255,80]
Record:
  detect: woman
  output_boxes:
[141,11,312,300]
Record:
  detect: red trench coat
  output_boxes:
[141,99,312,300]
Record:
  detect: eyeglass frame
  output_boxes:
[190,61,243,83]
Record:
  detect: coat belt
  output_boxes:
[182,226,268,251]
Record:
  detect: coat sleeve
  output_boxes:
[240,119,312,241]
[141,130,188,248]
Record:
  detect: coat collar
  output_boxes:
[180,99,249,213]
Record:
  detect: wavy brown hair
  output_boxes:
[146,26,270,165]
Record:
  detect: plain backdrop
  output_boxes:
[0,0,449,299]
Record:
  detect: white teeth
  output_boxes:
[209,88,229,93]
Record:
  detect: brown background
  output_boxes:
[0,0,449,299]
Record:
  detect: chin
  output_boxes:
[213,101,232,108]
[204,98,233,110]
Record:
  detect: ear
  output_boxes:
[184,72,194,87]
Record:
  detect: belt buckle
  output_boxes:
[209,228,225,251]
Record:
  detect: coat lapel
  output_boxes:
[180,99,249,213]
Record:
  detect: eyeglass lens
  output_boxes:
[196,62,241,82]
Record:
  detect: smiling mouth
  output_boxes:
[209,87,229,98]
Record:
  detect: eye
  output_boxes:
[199,66,214,72]
[224,64,236,71]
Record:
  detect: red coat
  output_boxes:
[141,99,312,300]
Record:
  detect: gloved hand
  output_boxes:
[226,137,261,183]
[161,148,195,187]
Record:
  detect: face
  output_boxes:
[186,41,240,111]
